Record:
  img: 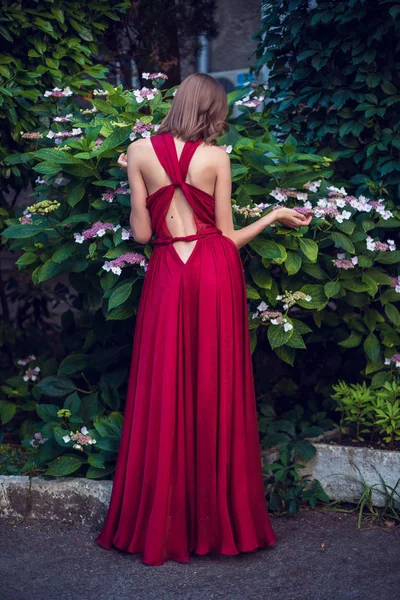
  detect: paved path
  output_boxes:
[1,509,399,600]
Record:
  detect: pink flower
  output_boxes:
[22,132,42,139]
[142,72,168,81]
[23,366,40,382]
[102,252,148,275]
[129,119,160,141]
[133,87,159,103]
[74,221,116,243]
[44,86,73,98]
[102,190,115,203]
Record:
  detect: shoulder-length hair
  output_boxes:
[157,73,229,144]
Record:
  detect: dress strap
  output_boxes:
[150,133,182,185]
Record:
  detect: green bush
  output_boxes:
[0,0,129,195]
[2,77,400,477]
[252,0,400,202]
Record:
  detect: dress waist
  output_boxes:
[151,227,222,246]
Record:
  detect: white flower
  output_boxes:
[121,229,131,240]
[71,128,82,136]
[74,233,85,244]
[283,303,289,310]
[385,358,391,365]
[387,239,396,251]
[252,312,259,319]
[283,322,293,332]
[73,443,83,451]
[62,435,71,443]
[257,301,269,311]
[80,426,88,435]
[63,86,73,97]
[270,188,287,202]
[276,295,283,301]
[337,253,346,259]
[111,266,122,275]
[225,145,233,154]
[46,130,56,139]
[270,318,279,325]
[96,228,106,237]
[305,295,312,301]
[142,72,150,79]
[351,256,358,265]
[112,224,121,232]
[102,261,112,272]
[336,199,346,208]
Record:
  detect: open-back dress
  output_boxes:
[96,131,277,566]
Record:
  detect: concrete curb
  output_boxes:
[0,475,112,527]
[1,442,399,526]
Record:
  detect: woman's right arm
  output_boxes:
[214,150,312,249]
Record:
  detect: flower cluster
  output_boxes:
[73,221,123,243]
[142,72,168,81]
[219,144,232,153]
[385,354,400,368]
[366,236,396,252]
[269,184,394,222]
[19,208,32,224]
[93,137,104,150]
[276,291,312,310]
[332,253,358,270]
[93,89,109,96]
[62,426,97,451]
[102,252,148,275]
[133,87,160,103]
[46,128,82,143]
[232,202,271,218]
[22,132,43,140]
[235,93,265,108]
[30,432,49,448]
[81,106,98,115]
[57,409,72,419]
[44,86,73,98]
[252,301,293,330]
[23,366,40,382]
[130,120,160,141]
[17,354,36,366]
[390,276,400,293]
[101,183,130,203]
[53,114,73,123]
[27,200,60,215]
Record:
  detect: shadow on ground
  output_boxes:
[0,508,399,600]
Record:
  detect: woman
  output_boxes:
[96,73,312,566]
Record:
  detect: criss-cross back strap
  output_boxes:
[150,132,202,186]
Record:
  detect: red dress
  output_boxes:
[96,132,277,566]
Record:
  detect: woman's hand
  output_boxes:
[117,152,128,171]
[272,207,313,228]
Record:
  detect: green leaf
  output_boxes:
[16,252,37,267]
[0,402,16,425]
[268,323,294,349]
[86,465,115,479]
[34,149,84,165]
[338,331,363,348]
[285,251,302,275]
[67,182,86,207]
[45,454,86,477]
[99,379,120,410]
[36,403,60,422]
[298,285,327,309]
[385,303,400,327]
[246,285,261,300]
[364,333,381,362]
[108,282,133,310]
[331,232,355,253]
[36,376,76,398]
[63,392,81,414]
[299,238,318,262]
[324,281,340,298]
[58,355,88,377]
[2,225,45,239]
[250,238,287,261]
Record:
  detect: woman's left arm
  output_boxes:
[126,142,153,244]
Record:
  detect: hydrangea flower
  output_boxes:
[276,291,312,310]
[232,202,271,218]
[62,427,97,448]
[21,132,43,139]
[384,354,400,368]
[235,93,265,108]
[102,252,148,275]
[142,72,168,81]
[332,255,358,269]
[366,236,396,252]
[27,200,60,215]
[129,120,160,141]
[23,366,40,382]
[29,432,49,447]
[390,276,400,293]
[133,87,159,103]
[44,86,73,98]
[73,221,120,243]
[53,114,73,123]
[17,354,36,366]
[93,89,109,96]
[19,208,32,224]
[219,144,233,153]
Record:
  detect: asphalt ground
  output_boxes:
[1,508,399,600]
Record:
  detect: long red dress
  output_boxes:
[96,132,277,566]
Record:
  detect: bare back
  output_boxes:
[135,136,224,262]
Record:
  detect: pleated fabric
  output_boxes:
[95,132,277,566]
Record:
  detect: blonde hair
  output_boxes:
[157,73,229,144]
